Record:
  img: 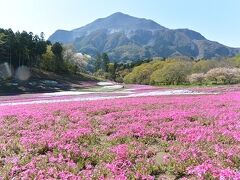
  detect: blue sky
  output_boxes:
[0,0,239,47]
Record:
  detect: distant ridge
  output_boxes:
[49,12,240,61]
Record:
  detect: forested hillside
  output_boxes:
[0,28,90,80]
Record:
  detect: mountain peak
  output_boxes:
[76,12,165,32]
[108,12,130,18]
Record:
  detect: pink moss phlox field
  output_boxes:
[0,91,240,179]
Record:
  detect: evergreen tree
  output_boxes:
[51,42,63,72]
[95,54,102,72]
[102,52,110,72]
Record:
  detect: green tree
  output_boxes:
[95,54,102,72]
[108,63,117,80]
[192,60,216,73]
[124,63,154,84]
[150,61,192,85]
[0,33,6,44]
[51,42,63,72]
[123,60,166,84]
[41,45,56,72]
[102,52,110,72]
[230,55,240,68]
[51,42,63,60]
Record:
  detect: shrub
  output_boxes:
[192,60,216,73]
[150,61,192,85]
[124,63,154,84]
[122,57,240,86]
[187,73,205,85]
[229,55,240,68]
[205,68,240,84]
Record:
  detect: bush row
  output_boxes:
[123,56,240,85]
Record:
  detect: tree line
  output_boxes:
[0,28,89,80]
[0,29,49,68]
[123,56,240,85]
[92,53,155,82]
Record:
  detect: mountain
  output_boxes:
[49,12,240,62]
